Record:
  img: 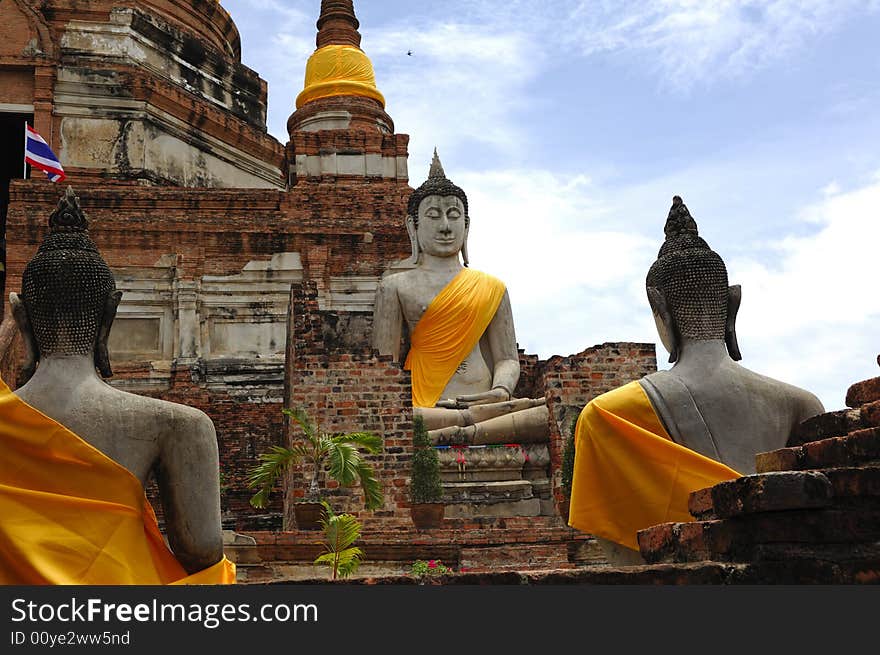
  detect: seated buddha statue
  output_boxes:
[372,151,548,445]
[1,187,234,584]
[569,196,823,565]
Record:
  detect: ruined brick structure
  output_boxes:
[1,0,656,569]
[227,364,880,583]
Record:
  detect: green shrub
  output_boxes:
[561,414,578,499]
[410,415,442,504]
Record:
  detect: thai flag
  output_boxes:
[24,124,66,182]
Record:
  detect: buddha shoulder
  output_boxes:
[377,269,450,306]
[738,366,824,420]
[110,387,216,440]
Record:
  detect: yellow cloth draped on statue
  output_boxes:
[404,268,506,409]
[569,381,741,551]
[0,377,235,585]
[296,44,386,109]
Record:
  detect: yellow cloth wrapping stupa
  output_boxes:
[405,268,506,408]
[568,381,741,551]
[296,44,385,109]
[0,377,235,585]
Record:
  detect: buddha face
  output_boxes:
[417,194,466,258]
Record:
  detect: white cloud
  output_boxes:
[726,175,880,408]
[453,168,658,357]
[567,0,877,88]
[369,23,540,166]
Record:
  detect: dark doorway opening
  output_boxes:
[1,112,33,319]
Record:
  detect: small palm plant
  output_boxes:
[247,407,384,511]
[314,501,364,580]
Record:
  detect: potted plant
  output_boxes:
[559,414,578,524]
[247,408,384,530]
[410,414,444,529]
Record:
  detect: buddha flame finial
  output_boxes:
[48,186,89,233]
[664,195,699,239]
[428,147,446,180]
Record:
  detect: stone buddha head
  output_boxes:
[10,187,122,382]
[645,196,741,363]
[406,149,470,266]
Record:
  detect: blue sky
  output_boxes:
[225,0,880,411]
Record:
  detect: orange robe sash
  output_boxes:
[0,377,235,585]
[568,381,741,551]
[404,268,506,408]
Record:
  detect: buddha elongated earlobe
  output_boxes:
[725,284,743,361]
[647,286,680,364]
[462,217,470,267]
[94,291,122,378]
[10,293,38,384]
[405,215,420,265]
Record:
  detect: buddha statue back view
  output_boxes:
[639,196,823,474]
[2,187,231,584]
[569,196,823,564]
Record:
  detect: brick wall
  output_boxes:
[283,282,413,527]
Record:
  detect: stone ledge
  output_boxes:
[705,471,833,519]
[638,509,880,564]
[757,428,880,472]
[847,376,880,408]
[789,408,865,446]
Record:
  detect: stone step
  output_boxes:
[689,468,880,521]
[756,427,880,473]
[688,472,833,520]
[788,408,866,446]
[846,376,880,408]
[822,466,880,499]
[788,401,880,447]
[638,509,880,564]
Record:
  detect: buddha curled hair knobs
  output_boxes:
[19,187,117,373]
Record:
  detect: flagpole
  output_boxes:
[22,120,27,180]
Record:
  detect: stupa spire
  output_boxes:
[316,0,362,49]
[294,0,384,110]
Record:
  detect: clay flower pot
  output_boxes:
[410,503,445,529]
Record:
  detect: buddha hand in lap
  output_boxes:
[2,187,230,584]
[568,196,823,565]
[372,150,548,445]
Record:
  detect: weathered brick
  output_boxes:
[755,447,802,473]
[822,466,880,498]
[688,487,716,520]
[789,408,864,446]
[859,400,880,428]
[708,471,833,518]
[846,376,880,408]
[802,428,880,468]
